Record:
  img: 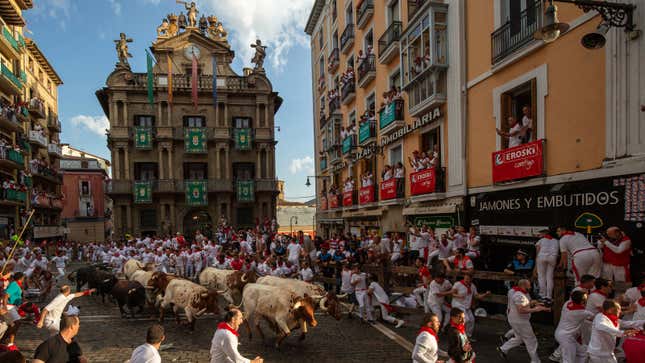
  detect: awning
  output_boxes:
[319,218,344,224]
[402,204,456,216]
[0,1,25,26]
[343,208,383,219]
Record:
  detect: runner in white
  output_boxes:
[426,272,453,327]
[36,285,95,335]
[557,226,601,284]
[535,229,559,301]
[412,313,441,363]
[350,264,370,322]
[50,251,68,280]
[450,273,490,337]
[555,290,595,363]
[588,299,645,363]
[367,278,404,328]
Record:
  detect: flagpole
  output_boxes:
[1,209,35,275]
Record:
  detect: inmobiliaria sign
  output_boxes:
[492,139,544,183]
[359,186,375,204]
[380,179,397,200]
[410,168,436,196]
[343,191,354,206]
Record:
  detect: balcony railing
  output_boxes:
[185,180,209,205]
[356,0,374,29]
[0,106,22,131]
[28,130,48,146]
[7,149,24,165]
[2,27,19,51]
[407,0,427,22]
[407,69,447,117]
[256,179,279,192]
[320,157,328,171]
[341,78,356,105]
[28,99,45,118]
[378,21,402,64]
[47,143,62,157]
[342,135,356,155]
[491,0,542,64]
[3,189,26,203]
[1,64,22,90]
[328,48,340,73]
[379,99,405,132]
[131,73,251,91]
[340,24,355,54]
[357,54,376,87]
[410,167,445,196]
[134,126,154,149]
[48,114,61,131]
[358,120,376,145]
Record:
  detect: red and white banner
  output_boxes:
[320,196,328,210]
[329,195,339,209]
[380,179,397,200]
[343,191,354,207]
[359,186,375,205]
[492,139,544,183]
[410,168,436,196]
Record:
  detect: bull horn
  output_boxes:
[310,295,324,300]
[241,273,248,282]
[216,290,227,294]
[102,278,111,283]
[201,292,208,298]
[319,297,328,312]
[336,293,349,299]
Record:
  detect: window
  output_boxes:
[184,163,207,180]
[318,29,324,50]
[499,79,536,148]
[345,2,354,24]
[184,116,205,127]
[348,110,356,129]
[421,127,441,167]
[332,31,339,49]
[363,29,373,52]
[136,163,158,180]
[500,0,537,36]
[233,117,251,128]
[389,69,401,89]
[390,145,402,165]
[135,115,154,127]
[388,0,400,24]
[319,55,325,79]
[140,210,157,228]
[233,164,254,180]
[365,93,375,112]
[347,55,354,69]
[80,181,90,196]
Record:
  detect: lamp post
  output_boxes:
[290,216,298,237]
[535,0,639,48]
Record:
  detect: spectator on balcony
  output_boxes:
[340,126,347,141]
[357,49,366,64]
[343,177,354,193]
[429,144,440,168]
[424,47,431,67]
[496,116,527,148]
[413,56,423,75]
[409,151,424,172]
[521,106,533,143]
[381,164,392,181]
[348,122,356,139]
[394,162,405,197]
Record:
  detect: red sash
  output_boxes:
[512,286,527,294]
[217,322,239,337]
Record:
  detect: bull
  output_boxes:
[237,283,318,347]
[147,271,180,296]
[256,276,348,320]
[158,279,221,330]
[110,280,146,318]
[87,270,117,303]
[67,263,110,291]
[130,270,157,307]
[124,259,154,280]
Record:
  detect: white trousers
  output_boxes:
[429,303,451,327]
[413,287,428,312]
[601,263,629,282]
[500,319,540,363]
[555,331,587,363]
[536,255,557,299]
[580,320,592,346]
[44,317,60,336]
[571,249,601,283]
[56,267,66,278]
[588,355,617,363]
[370,303,398,325]
[356,291,370,320]
[390,253,401,263]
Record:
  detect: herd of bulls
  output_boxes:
[68,259,354,346]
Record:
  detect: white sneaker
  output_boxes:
[395,320,404,328]
[548,352,561,362]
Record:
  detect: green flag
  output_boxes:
[146,52,154,105]
[134,181,152,204]
[234,128,251,150]
[184,128,207,153]
[135,127,152,149]
[237,181,254,202]
[185,180,208,205]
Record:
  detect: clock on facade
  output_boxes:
[184,44,201,59]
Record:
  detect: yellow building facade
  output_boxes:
[306,0,468,238]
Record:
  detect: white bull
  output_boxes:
[130,270,157,306]
[238,283,318,346]
[158,279,221,331]
[198,267,236,304]
[124,259,150,280]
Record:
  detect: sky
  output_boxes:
[24,0,316,202]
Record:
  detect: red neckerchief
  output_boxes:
[567,301,586,311]
[458,280,471,294]
[217,322,239,337]
[561,231,575,236]
[450,321,466,335]
[542,234,553,239]
[603,313,619,327]
[638,298,645,307]
[592,289,608,297]
[418,326,438,341]
[512,286,527,294]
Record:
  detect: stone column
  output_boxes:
[124,147,130,180]
[123,102,129,126]
[113,148,120,179]
[255,105,260,128]
[256,146,262,179]
[111,101,118,126]
[158,147,164,179]
[224,147,230,179]
[215,146,221,179]
[215,102,219,127]
[168,147,174,179]
[224,104,228,127]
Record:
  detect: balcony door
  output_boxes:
[184,116,205,127]
[135,115,154,127]
[501,0,537,37]
[233,163,254,181]
[185,163,207,180]
[135,163,158,181]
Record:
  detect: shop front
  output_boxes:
[403,197,465,236]
[343,208,383,238]
[467,173,645,274]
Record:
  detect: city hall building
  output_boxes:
[97,10,281,238]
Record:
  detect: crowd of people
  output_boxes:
[0,217,640,362]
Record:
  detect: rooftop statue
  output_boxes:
[251,39,267,72]
[207,16,228,40]
[114,33,133,69]
[177,1,199,28]
[199,15,208,34]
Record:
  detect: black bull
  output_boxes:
[110,280,146,318]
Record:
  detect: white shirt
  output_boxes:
[536,236,559,258]
[51,256,67,268]
[287,243,302,261]
[340,270,354,293]
[351,272,367,291]
[588,314,645,358]
[586,291,607,314]
[129,343,161,363]
[507,289,531,321]
[412,330,439,363]
[368,282,389,305]
[427,279,452,307]
[299,267,313,282]
[555,302,595,338]
[508,123,523,148]
[210,328,250,363]
[44,293,75,323]
[452,281,477,311]
[623,287,642,305]
[559,232,594,255]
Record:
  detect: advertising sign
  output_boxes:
[410,168,436,196]
[380,179,397,200]
[359,185,375,205]
[492,140,544,183]
[343,191,354,207]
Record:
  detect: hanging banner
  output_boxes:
[185,180,207,205]
[342,136,353,154]
[359,185,375,205]
[134,127,152,149]
[359,122,373,144]
[320,196,328,210]
[380,179,397,200]
[237,181,254,202]
[410,168,436,196]
[343,191,354,207]
[134,181,152,204]
[184,128,207,153]
[329,194,340,209]
[234,128,252,150]
[146,52,154,105]
[492,139,545,183]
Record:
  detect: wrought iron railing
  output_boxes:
[408,0,427,21]
[491,0,542,64]
[357,54,376,83]
[356,0,374,26]
[378,21,402,58]
[340,24,354,51]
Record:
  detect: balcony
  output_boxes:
[0,27,20,59]
[358,185,377,206]
[0,64,22,94]
[107,180,131,194]
[340,24,354,54]
[329,146,342,165]
[318,75,326,92]
[256,179,279,192]
[407,0,427,23]
[184,127,208,153]
[0,106,22,132]
[327,48,340,73]
[320,156,328,171]
[356,0,374,29]
[28,130,48,147]
[409,167,445,198]
[2,189,26,204]
[33,194,63,209]
[236,180,255,202]
[30,164,62,184]
[358,120,376,145]
[379,99,405,135]
[342,189,357,208]
[208,179,234,193]
[357,54,376,88]
[341,78,356,105]
[491,0,542,64]
[233,128,252,150]
[47,114,61,132]
[378,21,402,64]
[28,99,45,119]
[329,97,341,116]
[328,193,341,209]
[134,126,154,150]
[33,225,64,239]
[342,135,356,155]
[407,69,447,117]
[47,142,62,158]
[379,178,404,203]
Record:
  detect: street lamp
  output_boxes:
[305,175,330,187]
[534,0,638,48]
[290,216,298,236]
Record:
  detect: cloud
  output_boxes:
[70,115,110,137]
[109,0,122,15]
[289,156,314,175]
[31,0,72,29]
[201,0,314,70]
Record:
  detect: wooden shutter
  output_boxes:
[530,78,537,141]
[501,92,513,149]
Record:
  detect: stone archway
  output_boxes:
[182,209,213,241]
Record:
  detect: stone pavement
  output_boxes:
[14,264,557,362]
